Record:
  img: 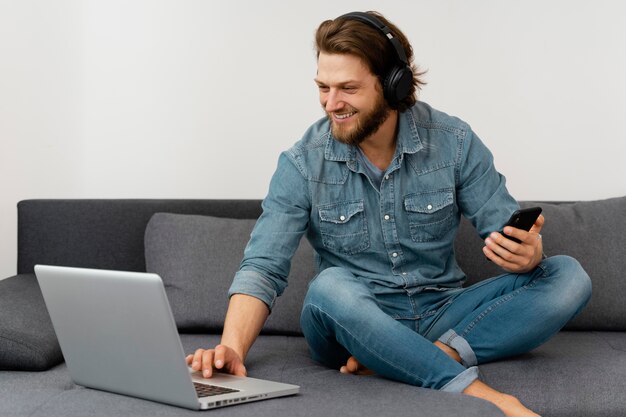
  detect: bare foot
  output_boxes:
[340,346,540,417]
[339,356,374,375]
[464,380,541,417]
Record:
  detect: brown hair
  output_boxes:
[315,11,426,112]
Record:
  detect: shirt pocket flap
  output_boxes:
[404,189,454,214]
[318,200,365,224]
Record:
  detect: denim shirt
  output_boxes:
[228,101,519,309]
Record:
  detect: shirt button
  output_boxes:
[339,215,346,221]
[385,174,390,180]
[402,272,407,276]
[392,252,398,258]
[427,204,433,210]
[384,214,390,220]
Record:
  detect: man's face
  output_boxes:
[315,52,391,145]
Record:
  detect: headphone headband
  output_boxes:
[338,12,409,65]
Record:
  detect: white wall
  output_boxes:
[2,0,625,279]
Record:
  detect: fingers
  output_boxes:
[186,349,206,371]
[484,232,523,262]
[530,214,545,234]
[184,348,217,378]
[213,344,246,376]
[484,228,542,273]
[202,349,217,378]
[213,345,226,370]
[185,345,247,378]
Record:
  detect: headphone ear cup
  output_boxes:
[384,65,413,106]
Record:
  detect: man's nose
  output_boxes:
[324,89,343,113]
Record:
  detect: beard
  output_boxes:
[327,95,391,146]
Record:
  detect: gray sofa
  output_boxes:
[1,197,625,417]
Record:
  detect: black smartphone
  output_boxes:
[500,207,543,243]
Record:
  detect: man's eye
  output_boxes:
[318,86,329,93]
[343,87,357,93]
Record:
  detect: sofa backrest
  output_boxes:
[17,199,263,274]
[18,196,626,333]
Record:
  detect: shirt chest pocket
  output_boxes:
[404,189,455,242]
[318,200,370,255]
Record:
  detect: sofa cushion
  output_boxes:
[144,213,316,334]
[480,331,626,417]
[456,196,626,331]
[0,274,64,370]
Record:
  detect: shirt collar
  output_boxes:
[324,109,423,163]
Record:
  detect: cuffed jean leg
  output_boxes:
[300,267,476,391]
[441,366,480,393]
[438,329,478,368]
[429,255,592,365]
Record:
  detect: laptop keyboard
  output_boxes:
[194,382,240,398]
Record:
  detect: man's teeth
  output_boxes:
[335,112,355,120]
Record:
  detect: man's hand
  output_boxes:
[186,294,269,379]
[186,344,247,378]
[483,215,545,273]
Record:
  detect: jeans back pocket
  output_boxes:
[318,200,370,254]
[404,189,454,242]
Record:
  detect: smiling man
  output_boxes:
[188,11,591,417]
[315,52,394,148]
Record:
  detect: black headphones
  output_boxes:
[338,12,413,106]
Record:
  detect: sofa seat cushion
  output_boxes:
[0,334,504,417]
[481,331,626,417]
[3,332,624,416]
[0,274,63,371]
[0,362,73,415]
[144,213,316,334]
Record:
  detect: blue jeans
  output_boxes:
[300,255,591,392]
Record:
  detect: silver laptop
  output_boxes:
[34,265,299,410]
